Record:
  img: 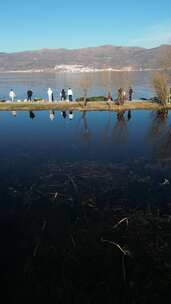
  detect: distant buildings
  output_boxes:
[54,64,135,73]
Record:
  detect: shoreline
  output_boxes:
[0,69,164,74]
[0,101,170,111]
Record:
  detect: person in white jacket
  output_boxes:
[47,88,53,103]
[68,88,73,102]
[9,89,16,102]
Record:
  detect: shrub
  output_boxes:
[76,96,106,102]
[153,72,168,105]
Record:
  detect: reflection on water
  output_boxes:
[112,111,129,146]
[148,109,171,160]
[49,110,55,121]
[127,109,132,121]
[29,111,36,120]
[61,111,67,119]
[81,112,92,144]
[1,110,171,303]
[1,109,171,164]
[11,110,17,117]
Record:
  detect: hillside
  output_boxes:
[0,44,171,71]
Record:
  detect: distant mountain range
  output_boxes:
[0,44,171,72]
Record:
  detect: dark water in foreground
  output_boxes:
[1,110,171,303]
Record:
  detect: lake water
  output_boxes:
[0,71,156,100]
[1,109,171,302]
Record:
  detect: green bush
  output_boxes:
[76,96,106,102]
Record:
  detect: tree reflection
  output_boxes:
[81,112,92,144]
[102,112,112,143]
[112,111,128,145]
[148,109,171,160]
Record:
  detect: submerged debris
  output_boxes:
[1,159,171,303]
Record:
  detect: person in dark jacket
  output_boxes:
[27,90,33,102]
[60,89,66,101]
[128,87,133,101]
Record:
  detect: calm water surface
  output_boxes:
[0,71,156,100]
[0,110,171,302]
[0,110,171,161]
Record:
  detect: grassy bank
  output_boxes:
[0,101,171,111]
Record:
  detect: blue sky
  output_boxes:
[0,0,171,52]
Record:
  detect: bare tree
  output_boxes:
[79,73,93,106]
[99,70,134,101]
[153,72,168,105]
[99,70,113,99]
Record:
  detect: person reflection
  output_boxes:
[117,110,125,121]
[68,111,74,120]
[29,111,36,119]
[11,111,17,117]
[49,110,55,121]
[61,111,67,119]
[127,110,132,121]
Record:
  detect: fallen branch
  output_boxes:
[101,238,130,286]
[71,234,76,248]
[113,217,129,229]
[41,220,47,232]
[67,175,79,193]
[101,238,129,256]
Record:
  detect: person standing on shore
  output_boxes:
[60,89,66,101]
[27,90,33,102]
[107,92,113,102]
[128,87,133,101]
[68,88,73,102]
[47,88,53,103]
[9,89,16,102]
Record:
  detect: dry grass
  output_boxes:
[153,72,168,105]
[0,101,171,112]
